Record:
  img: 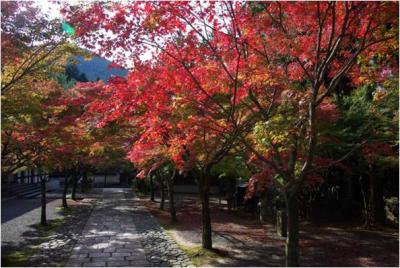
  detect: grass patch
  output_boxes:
[1,248,37,267]
[57,206,74,214]
[32,218,65,236]
[179,245,223,266]
[143,198,225,266]
[163,229,222,266]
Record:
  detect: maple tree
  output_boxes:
[49,81,108,207]
[0,1,83,95]
[31,87,66,226]
[87,66,239,245]
[1,1,86,225]
[1,1,130,225]
[1,75,68,225]
[1,1,86,181]
[23,81,109,219]
[64,1,398,265]
[1,78,62,178]
[238,3,397,265]
[61,81,137,203]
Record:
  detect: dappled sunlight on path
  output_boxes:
[67,188,149,267]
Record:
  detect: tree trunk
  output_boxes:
[366,167,384,227]
[198,167,212,249]
[160,181,165,210]
[359,176,369,225]
[71,173,78,201]
[285,190,299,267]
[62,176,69,208]
[81,172,87,193]
[167,169,177,223]
[150,176,155,202]
[40,176,47,226]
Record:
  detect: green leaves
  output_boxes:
[211,155,251,180]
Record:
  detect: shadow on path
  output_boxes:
[140,195,399,267]
[2,198,59,224]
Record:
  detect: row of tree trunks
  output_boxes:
[152,166,212,250]
[149,168,178,223]
[147,166,212,249]
[41,169,88,226]
[63,169,88,208]
[285,169,385,266]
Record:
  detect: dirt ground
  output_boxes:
[139,194,399,267]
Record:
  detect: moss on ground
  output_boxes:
[142,198,228,266]
[163,229,226,267]
[32,218,65,236]
[179,245,222,266]
[1,248,37,267]
[56,205,75,214]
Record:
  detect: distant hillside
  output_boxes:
[74,56,128,82]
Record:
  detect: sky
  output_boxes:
[33,0,66,19]
[31,0,222,69]
[33,0,150,68]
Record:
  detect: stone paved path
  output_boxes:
[67,188,192,267]
[67,189,150,267]
[29,202,94,267]
[126,192,192,267]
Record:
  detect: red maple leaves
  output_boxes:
[62,1,398,189]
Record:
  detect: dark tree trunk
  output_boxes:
[71,173,78,201]
[285,190,299,266]
[359,176,369,224]
[160,181,165,210]
[81,172,87,193]
[40,176,47,226]
[62,176,69,208]
[198,167,212,249]
[167,169,177,223]
[150,176,155,202]
[366,167,384,227]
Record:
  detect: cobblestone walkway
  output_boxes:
[29,202,94,267]
[67,188,192,267]
[125,192,192,267]
[2,198,94,267]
